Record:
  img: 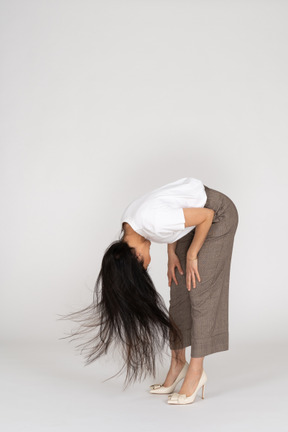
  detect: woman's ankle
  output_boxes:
[171,357,186,368]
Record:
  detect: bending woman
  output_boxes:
[61,177,239,404]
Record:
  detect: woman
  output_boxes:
[61,177,239,405]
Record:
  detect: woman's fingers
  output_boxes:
[167,254,184,287]
[192,272,196,289]
[167,269,178,286]
[169,257,201,291]
[186,260,201,291]
[186,271,196,291]
[177,263,184,275]
[168,266,183,286]
[172,268,178,286]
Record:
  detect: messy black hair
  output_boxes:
[58,227,183,389]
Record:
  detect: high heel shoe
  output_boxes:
[167,369,207,404]
[149,361,189,394]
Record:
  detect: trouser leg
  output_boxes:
[169,187,239,357]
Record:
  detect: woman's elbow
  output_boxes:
[207,209,215,220]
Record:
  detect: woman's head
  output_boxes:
[121,222,151,269]
[59,229,183,388]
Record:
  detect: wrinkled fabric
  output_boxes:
[169,185,239,357]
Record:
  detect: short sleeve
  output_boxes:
[153,206,186,235]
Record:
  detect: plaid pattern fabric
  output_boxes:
[169,185,239,357]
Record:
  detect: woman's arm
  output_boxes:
[167,241,177,256]
[183,207,214,290]
[182,207,214,259]
[167,241,184,286]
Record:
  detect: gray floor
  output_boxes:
[1,339,287,432]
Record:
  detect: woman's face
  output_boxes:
[123,229,151,270]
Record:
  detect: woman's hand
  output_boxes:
[186,256,201,291]
[167,253,184,287]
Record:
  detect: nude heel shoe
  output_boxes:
[167,369,207,404]
[149,361,189,394]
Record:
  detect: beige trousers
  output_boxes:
[169,185,239,357]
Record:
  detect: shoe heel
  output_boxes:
[201,384,205,399]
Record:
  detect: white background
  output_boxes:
[1,1,287,431]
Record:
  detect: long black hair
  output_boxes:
[58,227,183,388]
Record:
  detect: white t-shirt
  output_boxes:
[120,177,207,244]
